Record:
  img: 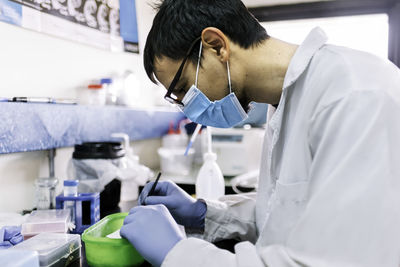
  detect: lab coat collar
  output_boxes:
[268,27,328,140]
[283,27,328,89]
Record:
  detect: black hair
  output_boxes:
[144,0,269,84]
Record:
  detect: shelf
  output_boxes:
[0,102,185,154]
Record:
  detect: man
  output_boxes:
[120,0,400,266]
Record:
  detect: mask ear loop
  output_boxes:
[195,41,203,88]
[227,61,232,94]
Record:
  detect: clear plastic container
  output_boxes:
[162,121,189,148]
[162,133,188,148]
[117,71,142,107]
[21,210,70,239]
[63,180,78,225]
[11,233,81,267]
[87,84,106,105]
[35,177,58,210]
[63,180,78,196]
[158,147,194,175]
[0,250,39,267]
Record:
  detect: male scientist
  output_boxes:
[120,0,400,266]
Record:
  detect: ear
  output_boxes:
[201,27,230,63]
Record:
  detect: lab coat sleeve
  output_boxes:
[162,90,400,267]
[162,238,265,267]
[202,193,258,243]
[162,237,300,267]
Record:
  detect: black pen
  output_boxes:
[12,97,54,103]
[11,97,77,105]
[147,172,162,197]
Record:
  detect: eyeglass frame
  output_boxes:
[164,37,202,106]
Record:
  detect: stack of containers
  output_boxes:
[21,210,70,240]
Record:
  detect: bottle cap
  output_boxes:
[100,78,113,84]
[88,84,103,90]
[64,180,79,187]
[168,121,176,134]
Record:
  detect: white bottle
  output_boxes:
[195,152,225,200]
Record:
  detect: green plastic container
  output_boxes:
[82,213,144,267]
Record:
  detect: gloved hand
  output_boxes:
[139,180,207,229]
[120,205,184,267]
[0,226,23,249]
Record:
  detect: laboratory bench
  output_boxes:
[14,177,245,267]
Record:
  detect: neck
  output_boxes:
[239,37,298,105]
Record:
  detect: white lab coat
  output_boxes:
[162,28,400,267]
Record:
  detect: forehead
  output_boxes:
[154,56,183,89]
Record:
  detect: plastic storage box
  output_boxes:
[82,213,144,267]
[21,210,70,239]
[11,233,81,267]
[0,250,39,267]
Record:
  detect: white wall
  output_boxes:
[0,0,162,213]
[0,22,139,99]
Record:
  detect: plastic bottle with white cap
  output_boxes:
[195,127,225,200]
[101,78,119,105]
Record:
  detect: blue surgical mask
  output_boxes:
[180,42,248,128]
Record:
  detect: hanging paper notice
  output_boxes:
[1,0,129,52]
[0,0,22,26]
[119,0,139,53]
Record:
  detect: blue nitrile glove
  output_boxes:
[120,205,184,267]
[139,180,207,229]
[0,226,23,249]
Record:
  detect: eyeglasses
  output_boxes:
[164,37,201,106]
